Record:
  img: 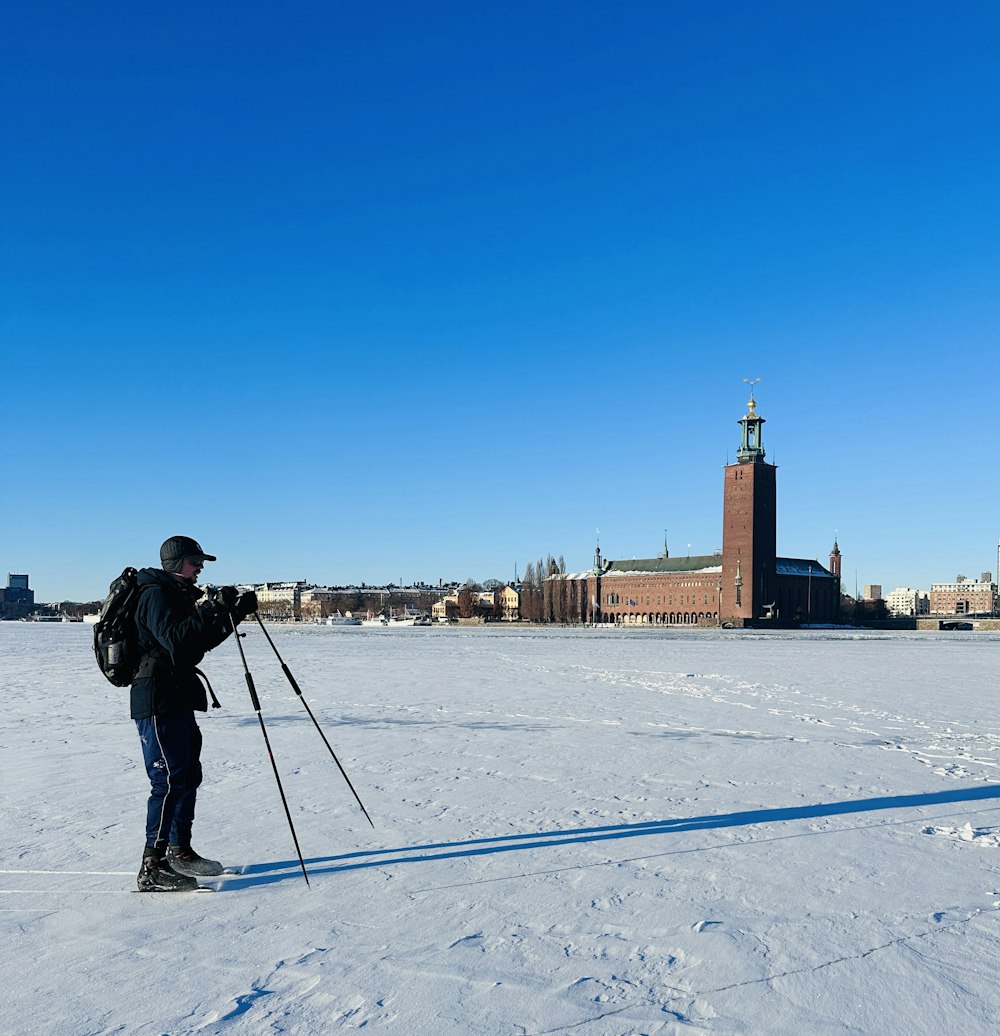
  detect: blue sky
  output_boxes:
[3,2,999,601]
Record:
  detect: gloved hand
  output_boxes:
[236,590,258,620]
[215,585,239,610]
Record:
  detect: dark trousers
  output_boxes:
[135,712,203,852]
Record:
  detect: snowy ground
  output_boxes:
[3,623,1000,1036]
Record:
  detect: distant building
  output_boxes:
[863,584,882,601]
[256,581,306,620]
[885,587,929,617]
[929,578,997,616]
[431,597,459,622]
[2,573,35,617]
[499,585,521,621]
[556,394,841,626]
[432,588,501,621]
[300,586,335,620]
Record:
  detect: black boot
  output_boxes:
[137,849,199,892]
[166,844,224,877]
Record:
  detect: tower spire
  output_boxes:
[737,377,766,462]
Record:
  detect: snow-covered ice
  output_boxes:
[2,623,1000,1035]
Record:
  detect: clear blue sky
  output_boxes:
[3,2,999,601]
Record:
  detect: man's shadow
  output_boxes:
[221,783,1000,891]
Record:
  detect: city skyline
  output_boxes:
[9,534,1000,609]
[3,3,999,601]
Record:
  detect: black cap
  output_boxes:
[160,536,217,572]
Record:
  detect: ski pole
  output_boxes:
[253,612,375,829]
[229,612,311,887]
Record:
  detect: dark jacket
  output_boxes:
[129,568,232,720]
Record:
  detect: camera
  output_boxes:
[203,584,239,609]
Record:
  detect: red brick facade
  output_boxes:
[597,561,723,625]
[929,582,996,615]
[721,458,776,623]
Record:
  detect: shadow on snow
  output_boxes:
[222,783,1000,891]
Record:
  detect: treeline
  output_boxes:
[453,552,581,623]
[840,595,889,622]
[520,553,576,623]
[299,588,443,621]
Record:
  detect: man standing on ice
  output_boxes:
[131,535,257,892]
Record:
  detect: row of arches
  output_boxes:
[602,612,718,626]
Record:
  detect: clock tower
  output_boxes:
[721,391,777,625]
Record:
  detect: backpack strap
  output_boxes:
[194,667,222,709]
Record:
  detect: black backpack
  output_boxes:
[93,567,149,687]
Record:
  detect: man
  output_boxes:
[132,535,257,892]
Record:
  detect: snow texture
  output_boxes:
[3,623,1000,1035]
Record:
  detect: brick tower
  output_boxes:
[829,538,842,606]
[721,391,777,625]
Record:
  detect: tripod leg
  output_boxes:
[230,613,311,885]
[253,613,375,829]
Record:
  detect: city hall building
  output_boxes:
[558,395,841,627]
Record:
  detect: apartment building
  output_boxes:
[885,587,929,617]
[929,578,996,616]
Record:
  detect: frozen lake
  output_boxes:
[2,622,1000,1035]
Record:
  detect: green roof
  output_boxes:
[605,555,721,574]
